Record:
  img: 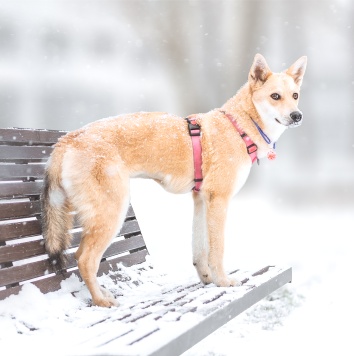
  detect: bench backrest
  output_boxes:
[0,128,148,300]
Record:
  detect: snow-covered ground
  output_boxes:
[131,180,354,356]
[0,179,353,355]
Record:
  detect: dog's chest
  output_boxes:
[232,162,251,196]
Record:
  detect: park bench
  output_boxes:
[0,127,292,356]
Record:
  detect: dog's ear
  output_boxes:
[248,54,272,88]
[286,56,307,86]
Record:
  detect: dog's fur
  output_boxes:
[42,54,307,307]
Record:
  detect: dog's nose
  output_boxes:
[290,111,302,123]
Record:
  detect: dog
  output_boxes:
[42,54,307,307]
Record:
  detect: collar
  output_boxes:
[251,118,276,150]
[250,117,277,160]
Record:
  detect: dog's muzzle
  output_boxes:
[289,111,303,128]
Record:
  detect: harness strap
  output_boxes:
[220,111,258,164]
[185,118,203,191]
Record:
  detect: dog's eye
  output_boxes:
[271,93,281,100]
[293,93,299,100]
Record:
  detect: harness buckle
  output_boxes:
[185,118,201,136]
[247,143,257,154]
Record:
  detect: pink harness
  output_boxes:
[220,111,258,164]
[185,118,203,191]
[185,112,258,192]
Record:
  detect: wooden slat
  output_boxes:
[0,146,53,161]
[0,237,147,287]
[0,271,79,300]
[0,258,51,287]
[0,200,41,220]
[0,201,135,221]
[0,216,140,242]
[0,164,46,180]
[0,239,45,264]
[0,214,139,243]
[0,181,42,199]
[120,219,141,236]
[63,237,147,270]
[126,205,135,219]
[103,235,146,260]
[0,234,146,265]
[0,249,148,299]
[0,128,66,145]
[0,219,41,241]
[99,249,149,271]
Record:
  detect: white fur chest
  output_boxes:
[256,144,275,159]
[232,162,251,197]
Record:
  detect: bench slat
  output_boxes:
[0,146,53,162]
[97,249,149,274]
[0,128,66,145]
[0,217,141,242]
[0,219,41,241]
[0,236,147,288]
[0,272,79,300]
[0,233,145,264]
[0,164,46,180]
[0,258,52,287]
[125,205,136,220]
[0,239,45,264]
[103,235,146,260]
[0,200,41,219]
[0,181,42,199]
[70,219,141,246]
[0,201,135,221]
[119,219,141,237]
[0,249,148,300]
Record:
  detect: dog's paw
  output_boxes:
[194,263,213,284]
[93,287,120,308]
[100,286,115,299]
[214,276,242,287]
[199,273,213,285]
[93,296,119,308]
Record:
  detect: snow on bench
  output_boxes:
[72,264,291,356]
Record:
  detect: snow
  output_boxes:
[1,179,353,355]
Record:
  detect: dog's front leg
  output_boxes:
[192,191,212,284]
[205,193,241,287]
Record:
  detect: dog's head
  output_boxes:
[249,54,307,131]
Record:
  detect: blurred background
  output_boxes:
[1,3,352,350]
[0,0,353,210]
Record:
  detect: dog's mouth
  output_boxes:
[275,118,302,128]
[288,121,302,129]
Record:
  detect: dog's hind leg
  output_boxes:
[205,193,241,287]
[192,192,212,284]
[73,162,130,308]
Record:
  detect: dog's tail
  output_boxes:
[41,152,73,272]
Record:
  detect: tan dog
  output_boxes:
[42,54,307,307]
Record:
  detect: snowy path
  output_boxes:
[131,181,354,355]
